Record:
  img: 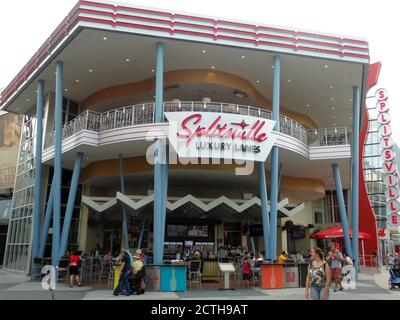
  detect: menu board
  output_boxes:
[187,225,208,237]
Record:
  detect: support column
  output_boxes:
[258,162,270,260]
[137,217,146,249]
[352,85,361,276]
[118,154,130,250]
[332,164,353,257]
[153,41,164,265]
[39,178,54,257]
[59,152,83,257]
[160,145,169,249]
[269,55,281,261]
[33,80,44,260]
[52,61,63,266]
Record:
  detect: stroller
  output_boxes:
[128,265,146,295]
[388,259,400,290]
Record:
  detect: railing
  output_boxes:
[43,101,348,149]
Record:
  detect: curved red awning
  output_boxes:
[309,225,371,240]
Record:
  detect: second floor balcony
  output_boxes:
[44,101,349,151]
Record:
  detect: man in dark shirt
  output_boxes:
[113,250,132,296]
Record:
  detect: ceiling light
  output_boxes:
[89,69,93,73]
[125,58,131,62]
[272,65,274,69]
[349,98,353,102]
[16,107,20,111]
[330,97,334,101]
[324,65,329,68]
[102,36,108,40]
[241,55,246,59]
[211,66,215,69]
[151,69,155,73]
[306,104,310,107]
[202,50,206,53]
[331,107,335,110]
[329,85,334,89]
[26,98,30,102]
[287,79,292,83]
[256,80,260,84]
[349,116,353,120]
[74,79,80,83]
[64,89,68,92]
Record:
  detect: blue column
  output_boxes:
[332,164,353,257]
[52,61,63,267]
[352,85,360,276]
[32,79,44,260]
[160,145,169,251]
[258,162,270,260]
[59,152,83,258]
[269,55,280,261]
[39,178,54,257]
[138,217,146,249]
[118,154,130,250]
[153,41,164,265]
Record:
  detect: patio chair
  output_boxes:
[188,260,202,289]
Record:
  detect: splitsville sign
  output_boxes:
[164,112,278,162]
[377,88,400,224]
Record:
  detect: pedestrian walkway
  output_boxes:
[0,269,399,300]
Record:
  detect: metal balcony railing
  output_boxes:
[43,101,348,149]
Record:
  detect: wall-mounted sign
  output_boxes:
[388,213,400,227]
[385,187,400,201]
[383,174,398,188]
[382,149,396,161]
[383,161,397,174]
[376,88,400,215]
[379,124,392,137]
[164,112,277,162]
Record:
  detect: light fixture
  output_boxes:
[287,79,292,83]
[102,36,108,40]
[125,58,131,62]
[331,107,335,110]
[241,55,246,59]
[64,88,68,92]
[211,66,215,69]
[256,80,260,84]
[89,69,93,73]
[330,97,334,101]
[324,64,329,68]
[349,98,353,102]
[74,79,80,84]
[202,50,206,53]
[234,89,248,98]
[272,65,274,69]
[306,104,310,107]
[26,98,30,102]
[329,85,334,89]
[151,69,155,73]
[16,107,20,111]
[349,116,353,120]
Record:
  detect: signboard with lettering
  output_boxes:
[376,88,400,215]
[164,112,277,162]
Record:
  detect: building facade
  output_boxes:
[0,0,374,274]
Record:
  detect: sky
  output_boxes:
[0,0,399,141]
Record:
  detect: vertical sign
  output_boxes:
[376,88,400,226]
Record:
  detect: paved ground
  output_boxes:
[0,269,399,300]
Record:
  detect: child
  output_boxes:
[242,254,252,288]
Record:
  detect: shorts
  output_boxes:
[332,268,341,280]
[69,265,79,276]
[242,273,252,281]
[310,286,329,300]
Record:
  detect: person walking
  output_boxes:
[327,244,344,292]
[305,247,331,300]
[242,253,252,288]
[113,249,133,296]
[68,251,82,288]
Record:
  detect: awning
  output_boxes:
[309,225,371,240]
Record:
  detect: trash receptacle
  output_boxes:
[283,265,299,288]
[261,263,283,289]
[298,263,309,288]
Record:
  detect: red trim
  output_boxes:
[0,1,370,107]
